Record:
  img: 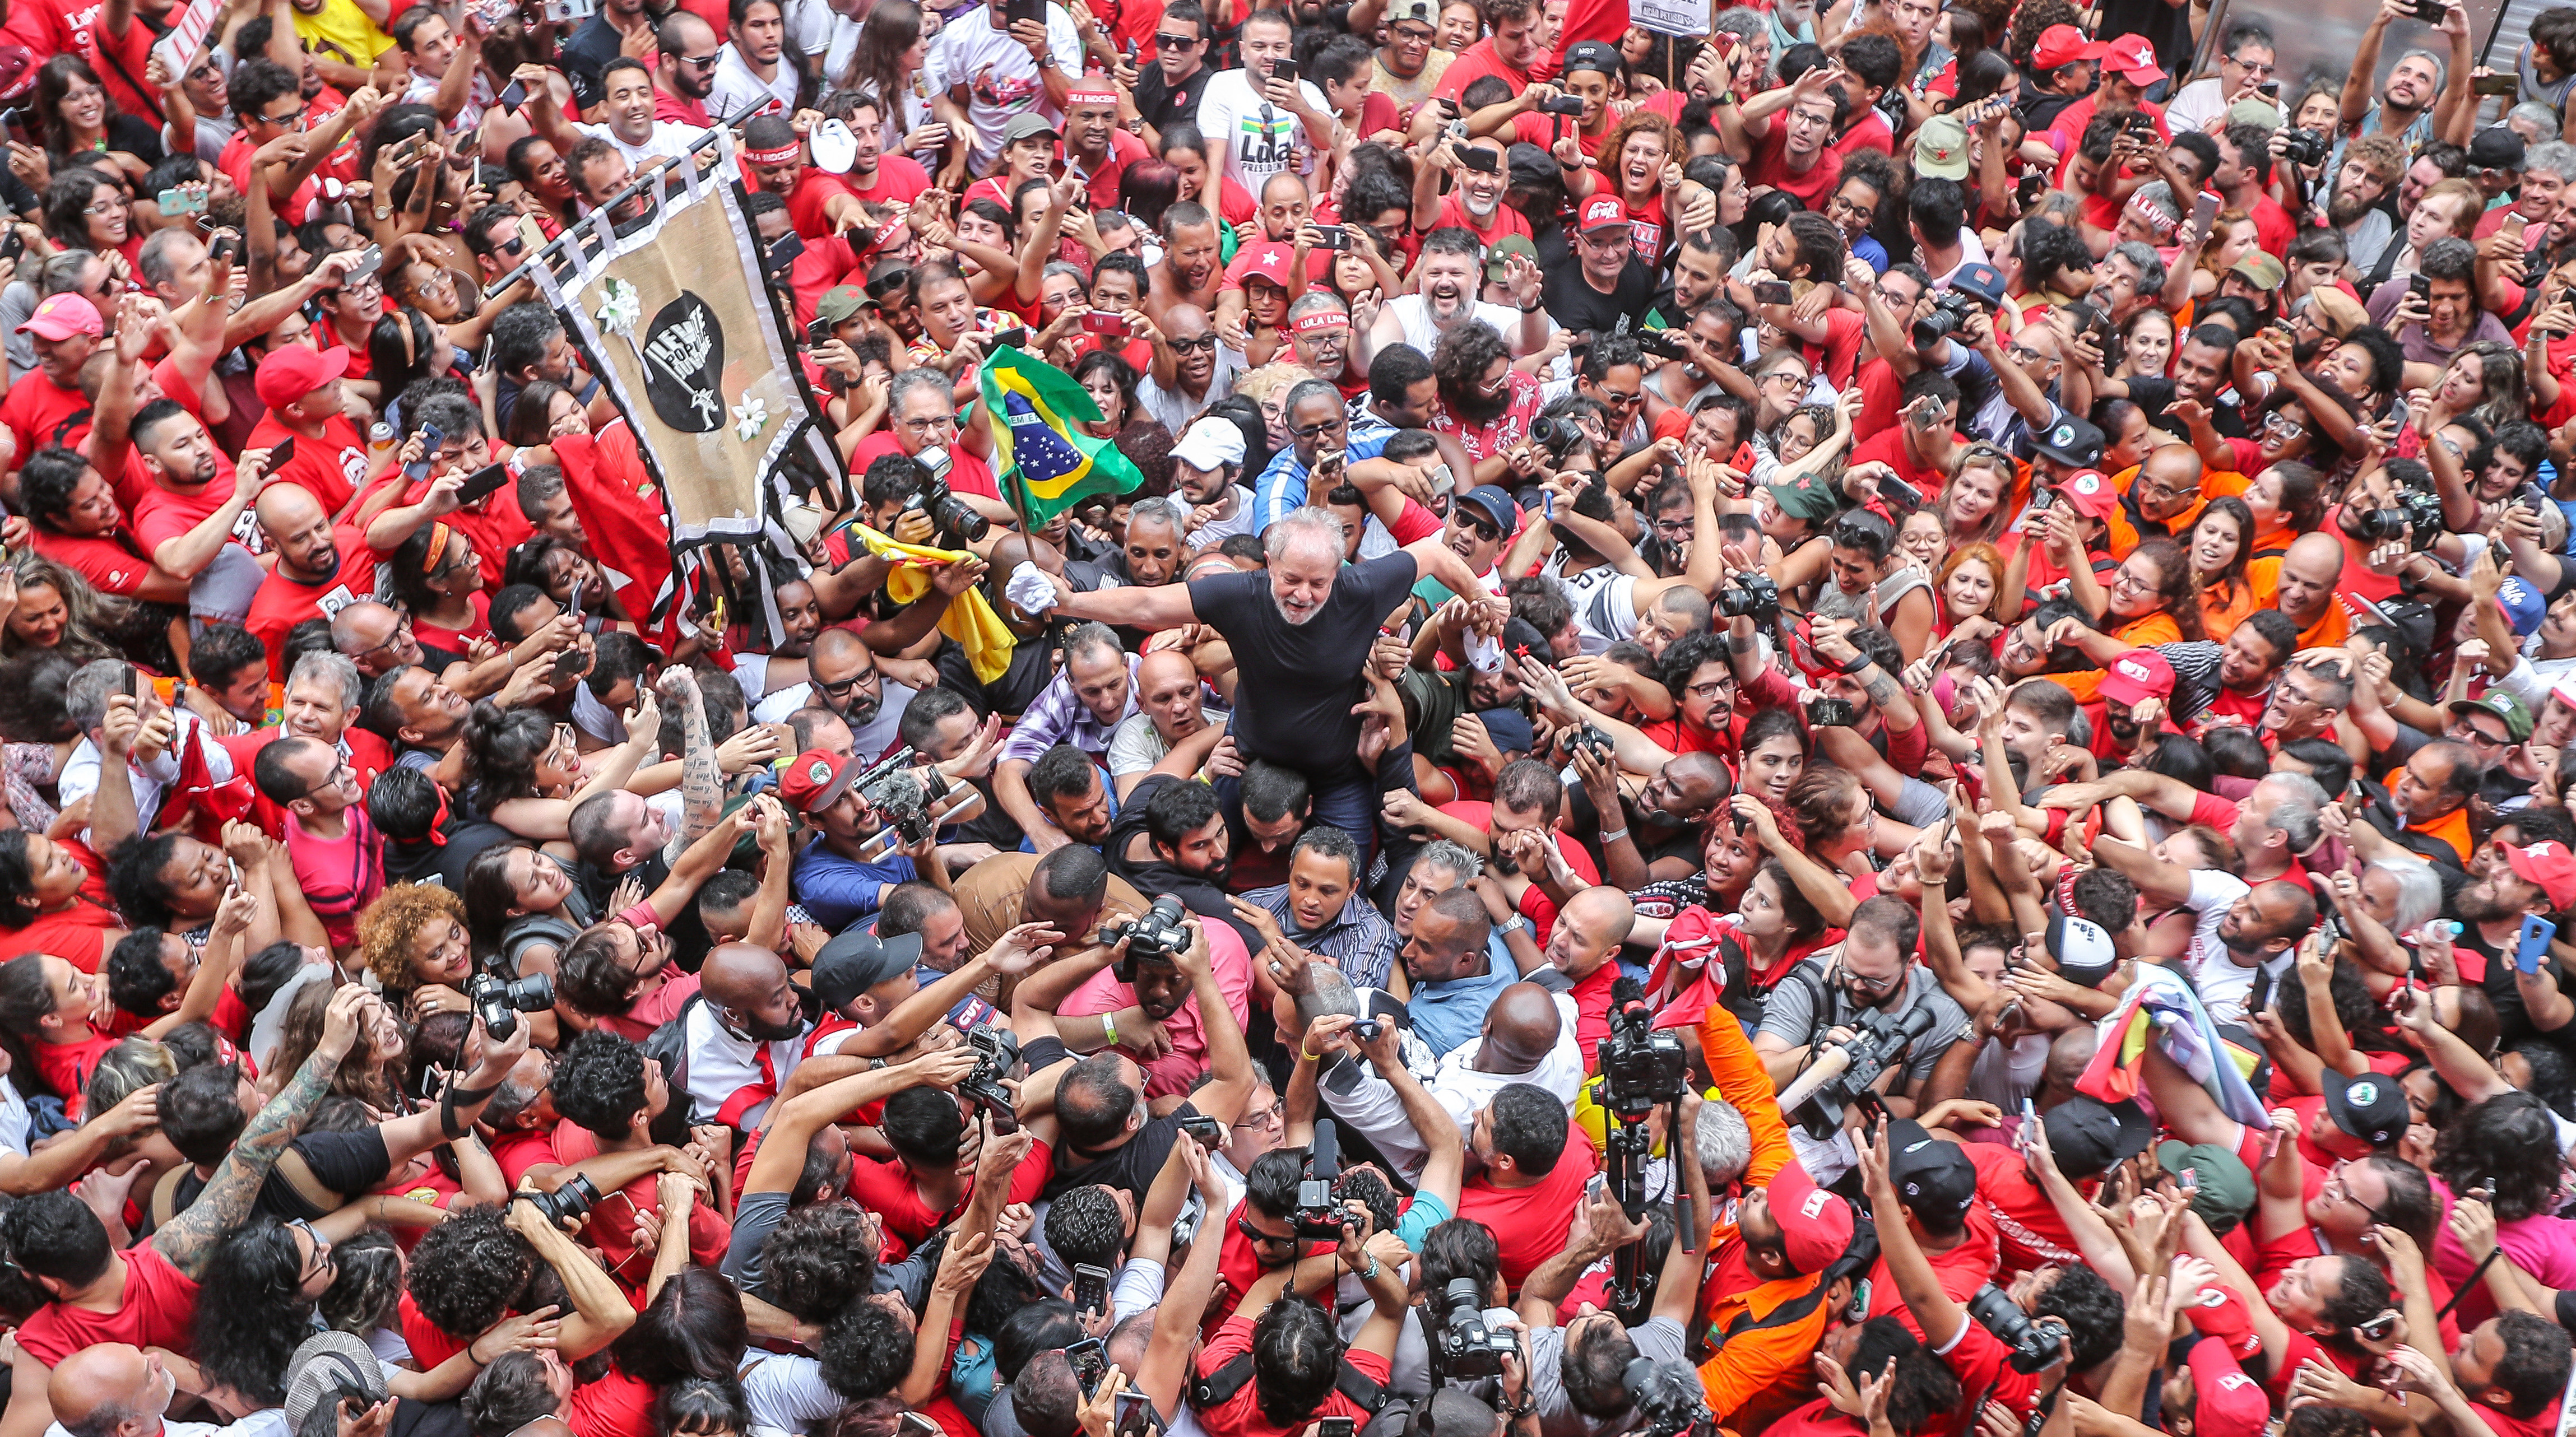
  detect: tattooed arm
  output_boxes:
[658,667,723,850]
[152,984,369,1276]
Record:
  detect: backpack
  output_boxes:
[638,993,706,1146]
[1188,1351,1395,1431]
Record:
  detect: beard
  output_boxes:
[741,1010,810,1043]
[1445,379,1509,427]
[1424,278,1471,320]
[2329,188,2380,229]
[2456,882,2522,924]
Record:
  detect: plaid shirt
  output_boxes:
[1243,883,1398,991]
[999,652,1141,767]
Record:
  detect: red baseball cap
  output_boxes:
[2100,33,2165,84]
[1233,240,1296,290]
[1765,1159,1854,1276]
[254,344,352,409]
[776,748,865,815]
[2056,468,2123,520]
[2507,840,2576,912]
[1577,195,1630,233]
[2099,649,2176,708]
[2030,24,2108,71]
[18,294,101,343]
[2186,1340,2271,1437]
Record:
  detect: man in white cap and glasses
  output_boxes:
[1171,416,1255,551]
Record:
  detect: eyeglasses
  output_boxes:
[1457,514,1500,542]
[2448,720,2512,751]
[1236,1214,1300,1248]
[1168,334,1219,351]
[429,543,476,578]
[1233,1100,1285,1130]
[353,616,415,660]
[2319,1161,2388,1223]
[1289,417,1344,440]
[288,1218,336,1283]
[81,197,128,217]
[1758,370,1804,388]
[898,413,959,434]
[2261,410,2306,440]
[2005,342,2049,365]
[1594,387,1643,407]
[1686,677,1734,700]
[1840,968,1902,995]
[816,668,883,697]
[262,103,310,129]
[289,757,350,802]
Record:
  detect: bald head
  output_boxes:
[1480,980,1564,1071]
[811,626,868,666]
[700,942,789,1008]
[254,481,324,541]
[1164,304,1212,342]
[1548,886,1637,980]
[2275,532,2347,624]
[51,1344,164,1437]
[2137,445,2204,520]
[1667,752,1729,798]
[1135,647,1196,694]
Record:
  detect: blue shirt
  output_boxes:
[1249,429,1395,533]
[1403,935,1522,1058]
[791,839,916,930]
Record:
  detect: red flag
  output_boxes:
[552,422,684,652]
[154,722,273,845]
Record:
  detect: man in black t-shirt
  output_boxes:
[1134,1,1218,146]
[1040,505,1492,857]
[1542,196,1657,336]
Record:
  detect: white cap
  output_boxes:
[810,119,858,174]
[1172,415,1245,471]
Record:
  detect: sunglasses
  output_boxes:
[1154,31,1199,46]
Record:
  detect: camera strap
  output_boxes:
[441,1079,503,1139]
[1189,1353,1390,1415]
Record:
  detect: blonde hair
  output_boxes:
[1236,362,1317,407]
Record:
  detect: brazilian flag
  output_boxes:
[979,345,1145,528]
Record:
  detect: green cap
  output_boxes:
[1484,234,1537,282]
[1769,472,1842,524]
[816,284,869,325]
[2156,1140,2257,1233]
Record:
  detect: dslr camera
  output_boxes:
[2278,128,2330,168]
[1107,895,1193,977]
[1566,724,1617,764]
[517,1173,602,1229]
[1596,978,1688,1119]
[901,461,989,546]
[1808,697,1859,728]
[1783,1003,1937,1138]
[468,971,554,1041]
[960,1026,1021,1133]
[1967,1285,2071,1374]
[1426,1276,1516,1382]
[1911,289,1985,348]
[1714,573,1780,622]
[2350,486,2446,550]
[1293,1120,1346,1240]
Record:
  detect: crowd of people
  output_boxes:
[9,0,2576,1434]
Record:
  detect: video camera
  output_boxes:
[1426,1276,1516,1383]
[1107,895,1193,979]
[468,971,554,1041]
[1294,1119,1345,1240]
[1966,1285,2071,1374]
[960,1026,1021,1134]
[1622,1359,1714,1437]
[1775,1002,1938,1139]
[1596,978,1687,1121]
[516,1173,602,1229]
[2350,487,2445,550]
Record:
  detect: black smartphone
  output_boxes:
[1311,227,1350,251]
[1066,1338,1108,1396]
[1319,1421,1356,1437]
[2258,79,2280,97]
[1808,697,1857,727]
[1754,280,1793,304]
[551,646,588,681]
[992,326,1030,348]
[456,462,511,504]
[1539,94,1585,115]
[2476,72,2520,96]
[1271,58,1299,84]
[2407,0,2446,20]
[1177,1113,1224,1146]
[1005,0,1043,25]
[768,232,805,273]
[498,78,528,113]
[1457,145,1500,173]
[267,436,297,472]
[208,230,240,265]
[0,230,21,263]
[2410,272,2432,300]
[1073,1262,1111,1317]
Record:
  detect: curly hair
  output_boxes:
[551,1029,648,1139]
[103,833,193,932]
[357,883,468,993]
[817,1297,915,1402]
[193,1221,318,1407]
[759,1202,881,1323]
[2006,0,2079,66]
[1595,108,1681,198]
[406,1203,538,1340]
[318,1229,407,1336]
[2435,1091,2564,1221]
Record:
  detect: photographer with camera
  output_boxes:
[1290,1011,1470,1221]
[1853,1118,2137,1422]
[1185,1180,1417,1437]
[1752,897,1973,1122]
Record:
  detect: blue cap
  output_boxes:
[2500,575,2547,638]
[1459,485,1517,536]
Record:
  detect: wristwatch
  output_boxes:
[1499,915,1531,938]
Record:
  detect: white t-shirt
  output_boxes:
[1553,561,1639,654]
[2183,868,2264,1022]
[575,119,707,170]
[1105,707,1223,779]
[1383,294,1535,359]
[709,44,801,123]
[1136,350,1244,434]
[933,4,1083,172]
[400,67,495,132]
[1185,484,1257,550]
[750,681,917,758]
[1192,68,1330,189]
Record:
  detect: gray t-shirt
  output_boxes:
[1526,1315,1690,1437]
[1753,957,1972,1085]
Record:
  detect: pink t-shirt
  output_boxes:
[1059,922,1254,1098]
[2433,1176,2576,1329]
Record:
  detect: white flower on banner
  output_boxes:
[597,278,642,337]
[732,396,769,441]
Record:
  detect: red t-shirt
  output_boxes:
[844,154,932,210]
[2,371,91,465]
[489,1128,564,1188]
[1830,109,1895,159]
[846,431,1001,500]
[28,527,156,599]
[1075,129,1154,211]
[1746,122,1841,208]
[219,131,323,230]
[842,1146,1055,1252]
[12,1243,200,1367]
[1436,193,1532,247]
[1846,424,1948,500]
[1455,1127,1600,1287]
[31,1030,119,1118]
[3,840,119,974]
[782,169,858,240]
[1864,1198,2001,1334]
[1432,37,1530,102]
[245,525,383,675]
[582,1168,736,1297]
[568,1369,658,1437]
[131,466,261,570]
[1510,111,1610,164]
[1193,1313,1391,1437]
[247,413,368,518]
[1959,1141,2085,1274]
[398,1290,472,1368]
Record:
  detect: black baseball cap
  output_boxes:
[1887,1118,1978,1223]
[2041,1095,2152,1180]
[1562,40,1621,76]
[812,929,924,1014]
[2032,415,2106,468]
[2324,1072,2409,1149]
